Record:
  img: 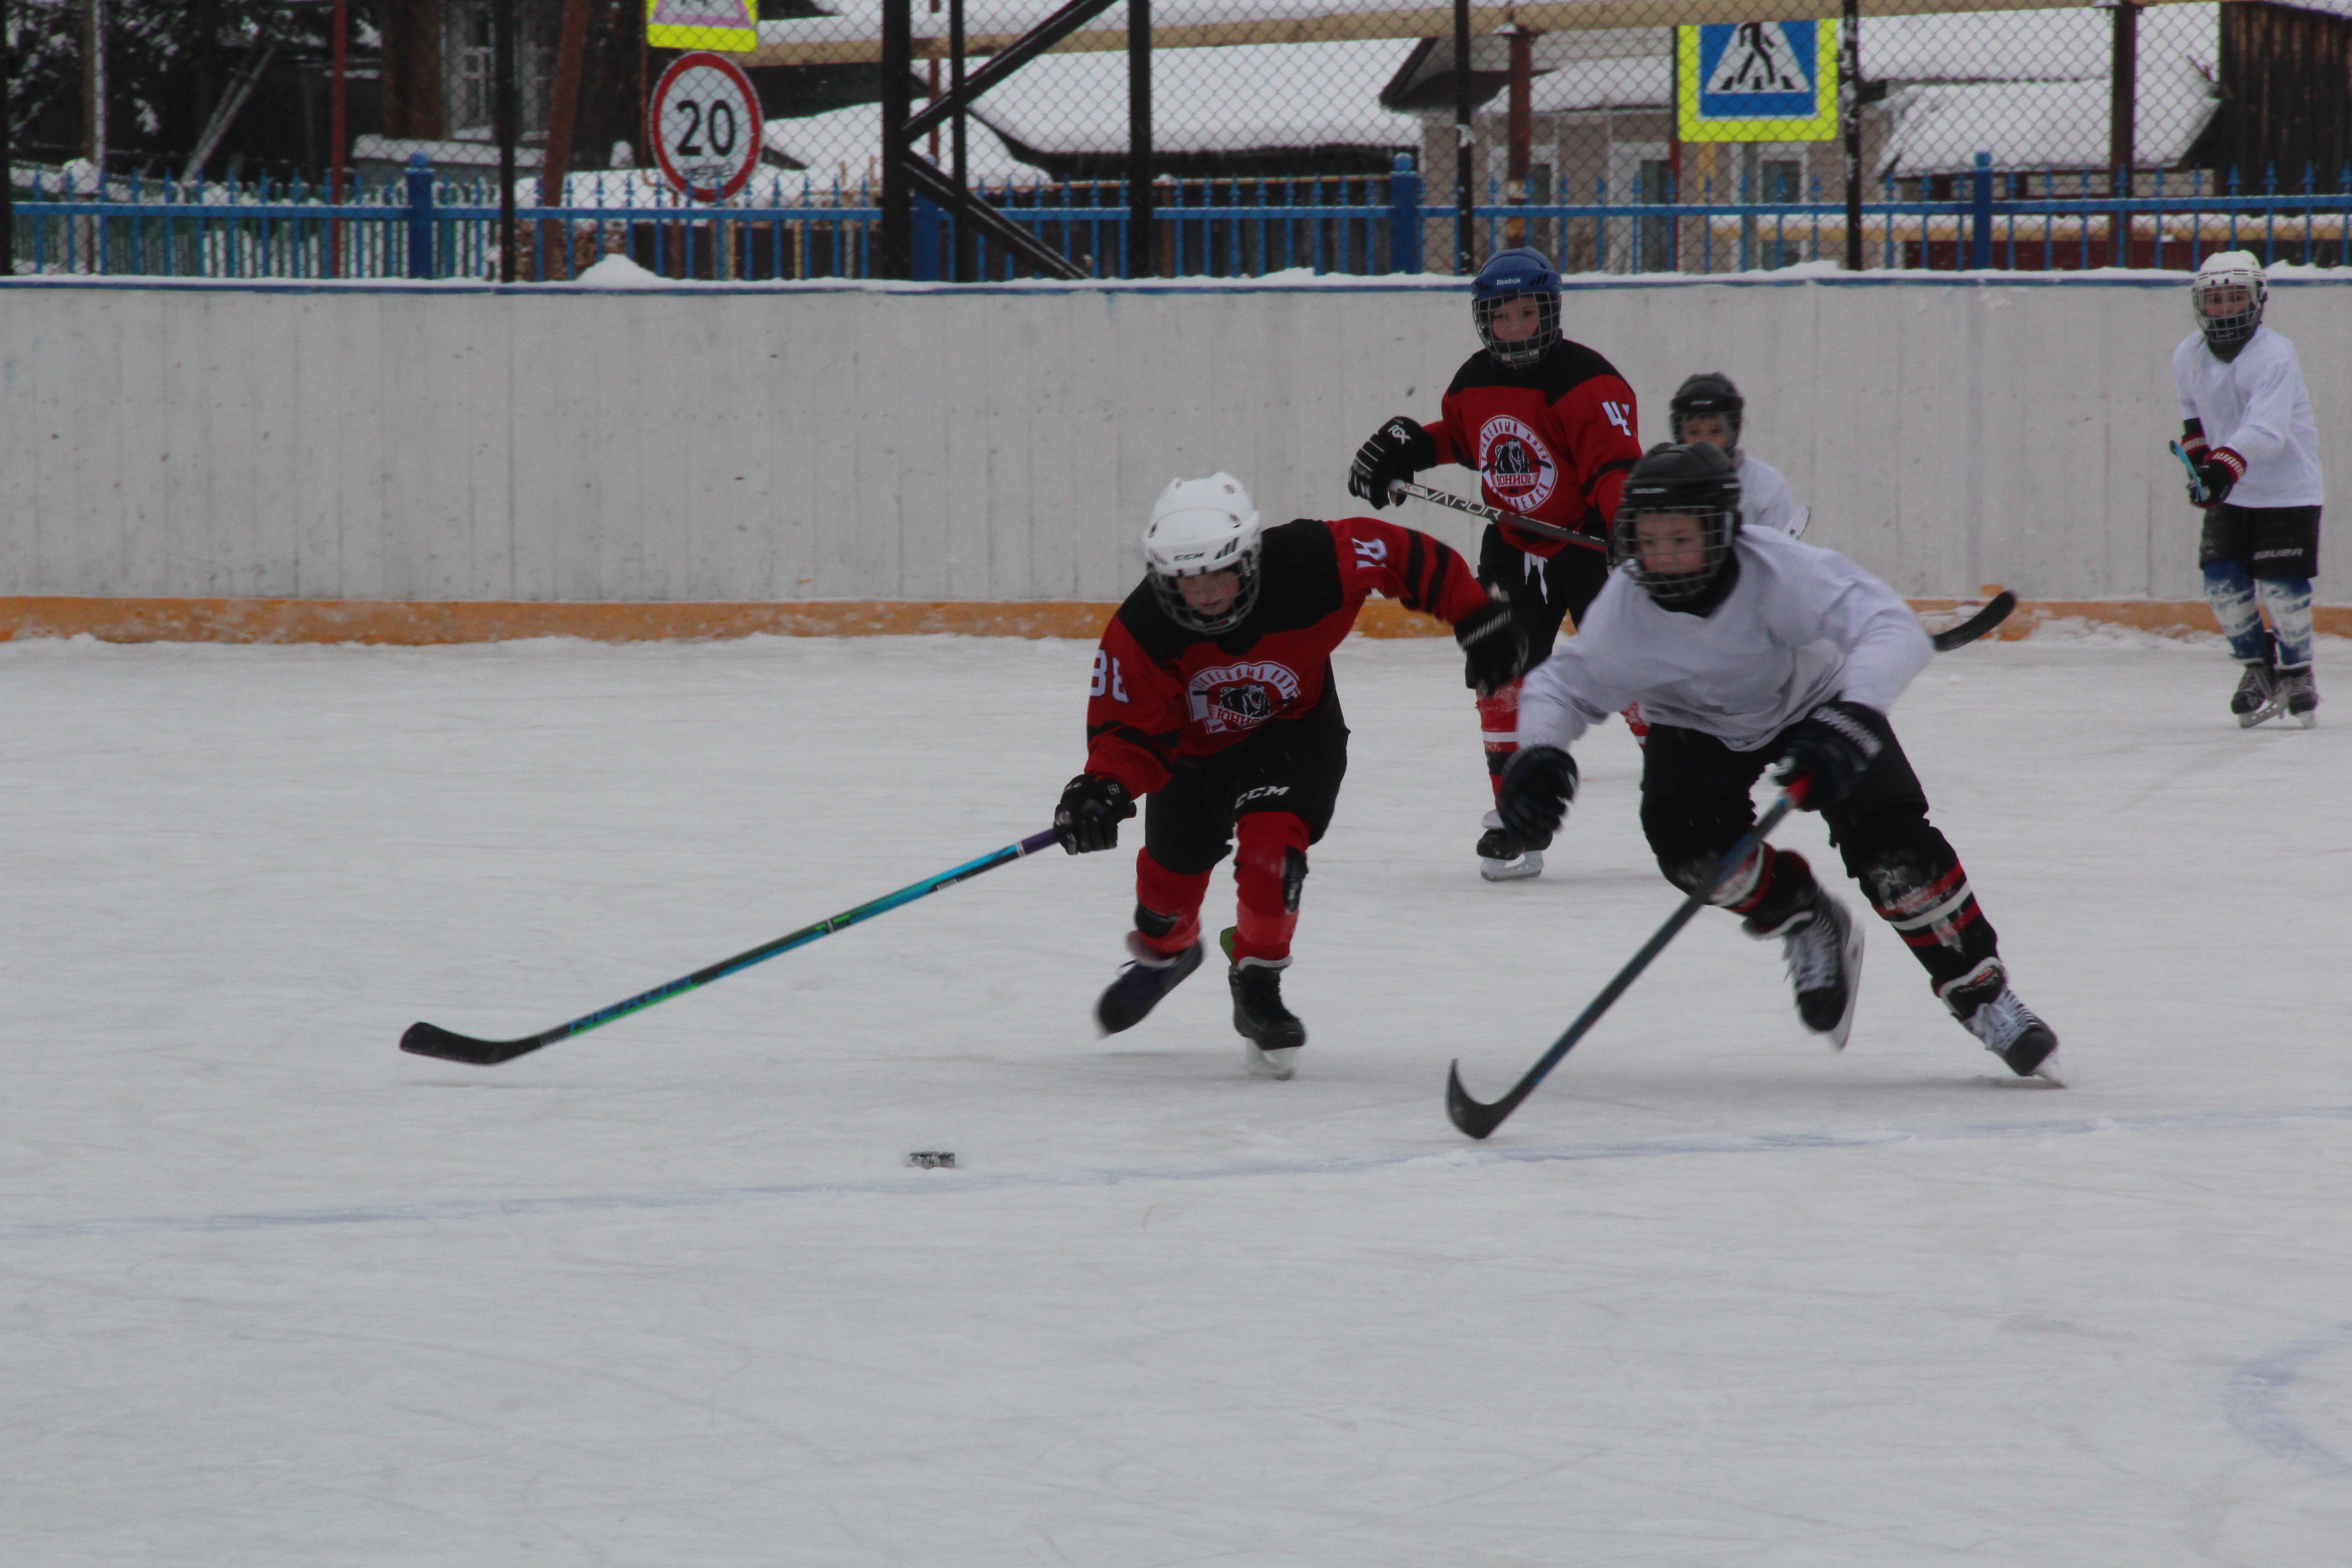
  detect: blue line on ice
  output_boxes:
[7,1102,2352,1243]
[2226,1324,2352,1478]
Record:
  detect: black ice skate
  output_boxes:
[1094,934,1205,1036]
[1228,959,1306,1079]
[1477,811,1544,882]
[1937,958,2061,1081]
[2278,664,2319,729]
[1750,889,1863,1049]
[2232,660,2282,728]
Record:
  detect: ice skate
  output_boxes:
[1228,959,1305,1079]
[1751,889,1863,1049]
[1938,958,2060,1081]
[2231,660,2282,728]
[1477,811,1544,882]
[1094,934,1205,1036]
[2278,664,2319,728]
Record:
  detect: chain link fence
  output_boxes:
[8,1,2348,281]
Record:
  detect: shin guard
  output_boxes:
[1133,851,1211,958]
[1478,679,1522,801]
[2204,560,2276,666]
[1859,852,1997,987]
[2256,575,2316,669]
[1232,812,1313,966]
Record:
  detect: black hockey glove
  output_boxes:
[1454,590,1528,697]
[1772,700,1893,811]
[1347,416,1437,510]
[1054,772,1135,855]
[1497,745,1578,850]
[2191,448,2244,510]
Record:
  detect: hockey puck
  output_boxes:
[904,1150,956,1169]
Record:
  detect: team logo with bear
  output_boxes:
[1477,415,1559,512]
[1187,660,1303,734]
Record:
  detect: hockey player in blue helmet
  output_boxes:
[1346,247,1644,880]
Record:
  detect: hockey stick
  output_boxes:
[2170,439,2211,506]
[1928,589,2016,653]
[1446,786,1805,1140]
[400,828,1062,1066]
[1388,480,1610,553]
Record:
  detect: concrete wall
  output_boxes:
[4,272,2347,606]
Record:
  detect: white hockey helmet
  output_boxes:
[2192,250,2267,353]
[1144,473,1264,633]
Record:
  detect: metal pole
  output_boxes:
[329,0,348,276]
[1840,0,1862,270]
[952,0,972,280]
[1128,0,1152,278]
[1505,27,1530,250]
[493,0,517,282]
[2,0,16,276]
[82,0,105,185]
[2109,0,2138,200]
[1453,0,1472,273]
[881,0,913,278]
[542,0,593,279]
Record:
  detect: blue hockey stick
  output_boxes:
[402,828,1062,1065]
[2170,440,2211,506]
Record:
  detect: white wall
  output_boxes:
[4,272,2347,605]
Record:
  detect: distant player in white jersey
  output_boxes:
[1620,371,1810,746]
[1495,442,2060,1081]
[2172,251,2325,727]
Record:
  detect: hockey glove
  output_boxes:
[1348,416,1437,510]
[2191,448,2244,510]
[1054,772,1135,855]
[1772,700,1893,811]
[1497,745,1578,850]
[1454,590,1528,697]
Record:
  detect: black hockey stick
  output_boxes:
[1446,786,1805,1140]
[401,827,1062,1066]
[1928,589,2016,653]
[1388,480,1610,553]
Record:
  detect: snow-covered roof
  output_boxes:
[1526,54,1669,115]
[764,102,1039,187]
[1861,4,2215,84]
[1878,55,2219,177]
[979,40,1421,157]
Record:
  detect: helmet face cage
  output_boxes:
[1149,540,1262,634]
[1669,374,1745,449]
[1474,290,1562,371]
[1611,505,1740,606]
[2192,261,2266,350]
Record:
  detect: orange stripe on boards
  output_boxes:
[2,595,2345,646]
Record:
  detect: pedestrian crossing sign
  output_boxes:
[1676,20,1840,142]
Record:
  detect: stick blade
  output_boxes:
[1930,589,2018,653]
[399,1021,546,1066]
[1445,1060,1513,1141]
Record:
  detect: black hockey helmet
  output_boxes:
[1668,371,1745,449]
[1611,442,1743,607]
[1471,248,1563,371]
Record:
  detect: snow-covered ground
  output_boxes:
[5,629,2349,1565]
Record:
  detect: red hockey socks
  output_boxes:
[1132,851,1211,958]
[1230,811,1312,966]
[1477,679,1522,800]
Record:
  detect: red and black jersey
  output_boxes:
[1420,340,1644,557]
[1085,517,1490,796]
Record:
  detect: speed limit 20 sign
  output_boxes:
[650,52,764,203]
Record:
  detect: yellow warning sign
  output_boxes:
[647,0,757,54]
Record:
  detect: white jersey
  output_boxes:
[1735,451,1807,538]
[1521,527,1932,754]
[2171,325,2325,508]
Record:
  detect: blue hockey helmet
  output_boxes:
[1471,248,1563,371]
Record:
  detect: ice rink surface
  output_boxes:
[5,627,2351,1567]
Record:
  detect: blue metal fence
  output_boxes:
[11,152,2352,282]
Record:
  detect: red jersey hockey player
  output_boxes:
[1054,473,1523,1080]
[1345,248,1644,881]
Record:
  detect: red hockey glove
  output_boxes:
[2192,448,2244,510]
[1055,773,1135,854]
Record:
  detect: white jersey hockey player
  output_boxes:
[2172,251,2325,727]
[1667,371,1808,538]
[1496,442,2060,1081]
